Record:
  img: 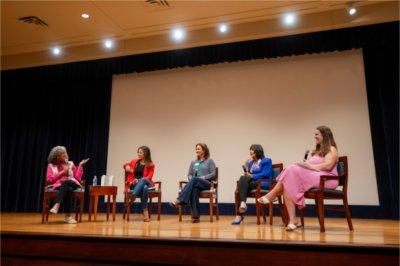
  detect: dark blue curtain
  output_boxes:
[1,21,398,218]
[1,75,112,211]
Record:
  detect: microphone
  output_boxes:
[65,158,72,178]
[304,150,309,160]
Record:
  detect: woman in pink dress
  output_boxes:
[258,126,339,231]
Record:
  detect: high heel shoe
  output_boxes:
[257,196,277,205]
[231,215,244,225]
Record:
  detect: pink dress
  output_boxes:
[277,155,338,208]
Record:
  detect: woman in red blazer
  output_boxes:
[123,146,155,222]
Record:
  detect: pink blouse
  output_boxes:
[46,161,83,189]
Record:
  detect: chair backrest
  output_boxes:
[337,156,348,187]
[272,163,283,179]
[212,167,219,194]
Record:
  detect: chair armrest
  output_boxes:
[318,175,345,191]
[153,181,162,190]
[210,180,218,190]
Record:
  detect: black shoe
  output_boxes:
[191,218,200,223]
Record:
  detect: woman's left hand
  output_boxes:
[79,158,90,166]
[244,172,252,180]
[300,160,314,170]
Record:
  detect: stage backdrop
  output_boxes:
[106,49,378,205]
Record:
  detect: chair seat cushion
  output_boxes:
[307,188,343,195]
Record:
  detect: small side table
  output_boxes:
[88,186,117,222]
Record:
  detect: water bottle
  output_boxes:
[93,175,98,186]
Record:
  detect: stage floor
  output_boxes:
[1,212,398,247]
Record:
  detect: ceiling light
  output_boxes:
[51,46,61,55]
[283,13,297,26]
[81,13,90,19]
[218,23,229,34]
[103,39,114,49]
[171,28,185,42]
[348,5,357,15]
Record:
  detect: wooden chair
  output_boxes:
[234,163,286,225]
[300,156,353,232]
[41,180,85,223]
[178,168,219,222]
[123,173,162,221]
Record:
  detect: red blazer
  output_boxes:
[123,158,155,187]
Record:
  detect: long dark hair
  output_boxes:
[312,126,338,156]
[196,143,210,160]
[138,146,152,165]
[250,144,265,159]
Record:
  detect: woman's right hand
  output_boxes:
[125,165,133,173]
[61,166,69,175]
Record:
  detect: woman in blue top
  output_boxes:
[231,144,272,225]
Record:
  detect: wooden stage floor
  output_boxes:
[1,212,399,247]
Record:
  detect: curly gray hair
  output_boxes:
[47,146,67,164]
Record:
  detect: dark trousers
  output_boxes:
[237,175,257,203]
[55,180,77,213]
[131,178,151,210]
[178,178,210,219]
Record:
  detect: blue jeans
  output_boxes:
[178,178,210,219]
[131,178,151,210]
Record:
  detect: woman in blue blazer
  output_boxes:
[231,144,272,225]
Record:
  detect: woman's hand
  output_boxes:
[79,158,90,166]
[299,160,317,171]
[125,165,133,173]
[244,172,253,180]
[132,179,139,185]
[61,166,69,175]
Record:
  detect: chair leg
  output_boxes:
[215,198,219,221]
[46,199,50,221]
[278,196,288,226]
[126,197,131,222]
[157,194,161,221]
[178,204,182,222]
[209,196,214,222]
[123,194,127,220]
[316,195,325,233]
[343,196,354,231]
[42,197,47,223]
[255,198,261,225]
[300,208,305,227]
[149,197,153,219]
[234,191,239,216]
[269,202,273,225]
[79,196,84,222]
[262,205,267,223]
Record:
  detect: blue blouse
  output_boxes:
[247,157,273,189]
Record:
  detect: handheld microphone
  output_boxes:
[304,150,309,160]
[65,158,72,178]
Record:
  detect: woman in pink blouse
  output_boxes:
[46,146,89,224]
[258,126,339,231]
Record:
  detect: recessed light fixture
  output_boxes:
[51,46,61,55]
[218,23,229,34]
[171,28,185,42]
[283,12,297,26]
[348,5,357,15]
[103,39,114,49]
[81,13,90,19]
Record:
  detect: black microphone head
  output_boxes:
[304,150,309,160]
